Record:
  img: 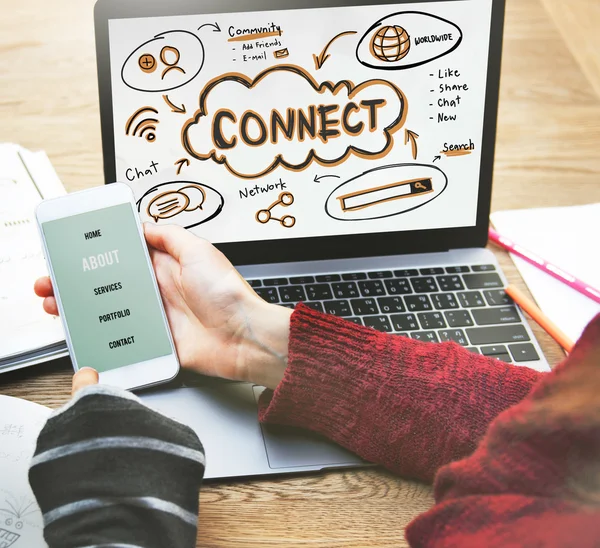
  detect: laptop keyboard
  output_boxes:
[248,264,542,366]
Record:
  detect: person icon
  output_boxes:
[160,46,186,80]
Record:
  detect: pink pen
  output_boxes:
[489,227,600,305]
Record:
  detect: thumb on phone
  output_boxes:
[72,368,99,396]
[143,223,204,263]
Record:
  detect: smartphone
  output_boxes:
[35,182,179,390]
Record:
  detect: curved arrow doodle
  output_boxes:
[405,129,419,160]
[175,158,190,175]
[313,31,357,70]
[198,22,221,33]
[314,174,341,183]
[163,95,186,114]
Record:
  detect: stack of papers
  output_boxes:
[0,144,68,373]
[491,204,600,344]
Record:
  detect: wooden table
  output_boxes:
[1,0,599,545]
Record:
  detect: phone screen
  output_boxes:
[41,203,173,373]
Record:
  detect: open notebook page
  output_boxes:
[491,203,600,345]
[0,395,51,548]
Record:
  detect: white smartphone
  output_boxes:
[35,182,179,390]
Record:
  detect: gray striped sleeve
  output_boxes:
[28,384,205,548]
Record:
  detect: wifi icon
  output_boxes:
[126,106,159,142]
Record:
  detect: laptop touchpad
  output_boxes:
[252,386,363,470]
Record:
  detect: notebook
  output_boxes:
[0,395,51,548]
[0,144,68,373]
[491,203,600,344]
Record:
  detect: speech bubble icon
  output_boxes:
[121,30,205,92]
[148,191,190,222]
[137,181,225,230]
[356,12,463,70]
[179,184,206,212]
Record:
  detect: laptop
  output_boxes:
[94,0,550,479]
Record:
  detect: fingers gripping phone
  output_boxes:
[36,183,179,390]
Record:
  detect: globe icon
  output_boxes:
[370,25,411,62]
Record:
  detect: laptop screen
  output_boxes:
[99,0,499,263]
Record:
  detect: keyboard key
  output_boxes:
[255,287,279,303]
[437,275,465,291]
[351,298,379,316]
[464,273,503,290]
[263,278,289,286]
[432,294,459,310]
[418,312,446,329]
[465,347,480,354]
[303,301,324,313]
[439,329,469,346]
[247,279,262,288]
[472,306,520,326]
[368,271,393,279]
[282,304,296,309]
[364,316,393,332]
[306,284,333,301]
[347,317,364,326]
[405,295,433,311]
[457,291,486,308]
[472,264,496,272]
[289,276,315,284]
[342,272,367,281]
[394,269,419,277]
[490,354,512,363]
[385,278,412,295]
[509,343,540,363]
[446,266,470,274]
[411,331,440,343]
[324,300,352,317]
[420,268,444,275]
[316,274,341,283]
[377,296,405,313]
[411,277,439,293]
[484,290,513,307]
[390,313,419,331]
[359,280,386,297]
[481,345,509,356]
[279,286,307,303]
[445,310,474,328]
[466,325,531,345]
[332,282,359,299]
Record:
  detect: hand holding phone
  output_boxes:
[36,195,292,391]
[36,183,179,390]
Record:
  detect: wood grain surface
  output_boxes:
[1,0,599,546]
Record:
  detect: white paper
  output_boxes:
[107,0,494,245]
[0,145,66,362]
[0,395,51,548]
[491,204,600,344]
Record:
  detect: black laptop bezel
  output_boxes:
[94,0,504,266]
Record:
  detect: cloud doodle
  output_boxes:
[182,64,407,179]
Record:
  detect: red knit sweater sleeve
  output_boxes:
[258,303,542,482]
[258,305,600,546]
[406,315,600,547]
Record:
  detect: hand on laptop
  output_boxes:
[34,224,292,390]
